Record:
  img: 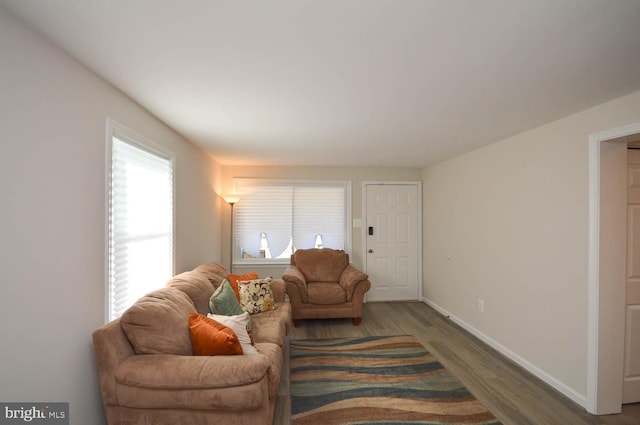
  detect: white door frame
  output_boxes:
[362,181,423,301]
[588,122,640,414]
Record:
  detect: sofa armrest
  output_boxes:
[339,265,369,301]
[116,353,271,390]
[282,265,306,285]
[282,265,308,302]
[93,319,136,407]
[269,278,286,302]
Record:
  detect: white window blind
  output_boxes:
[292,186,345,250]
[108,132,174,320]
[234,180,348,262]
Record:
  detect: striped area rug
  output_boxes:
[290,335,502,425]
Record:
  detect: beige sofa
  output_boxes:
[283,248,371,326]
[92,263,292,425]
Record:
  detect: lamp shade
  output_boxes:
[223,194,241,204]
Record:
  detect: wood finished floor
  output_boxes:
[274,301,640,425]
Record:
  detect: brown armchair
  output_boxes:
[282,248,371,326]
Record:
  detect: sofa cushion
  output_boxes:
[250,315,286,347]
[192,263,229,290]
[188,313,243,356]
[121,287,195,355]
[114,353,273,409]
[251,302,293,337]
[166,271,214,314]
[294,248,349,282]
[308,282,347,305]
[239,277,278,314]
[207,312,258,355]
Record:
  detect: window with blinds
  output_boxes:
[108,124,174,320]
[233,180,350,262]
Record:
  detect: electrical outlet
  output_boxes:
[478,299,485,313]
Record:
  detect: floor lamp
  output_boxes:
[223,195,240,272]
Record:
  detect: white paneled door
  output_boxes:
[364,183,420,301]
[624,148,640,404]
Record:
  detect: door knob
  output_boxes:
[368,249,373,253]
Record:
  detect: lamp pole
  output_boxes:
[228,201,235,272]
[223,194,240,272]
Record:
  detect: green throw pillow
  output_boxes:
[209,279,252,330]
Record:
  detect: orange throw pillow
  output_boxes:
[227,272,259,300]
[188,313,243,356]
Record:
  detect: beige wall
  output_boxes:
[221,166,422,276]
[422,89,640,407]
[0,8,222,425]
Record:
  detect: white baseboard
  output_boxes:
[421,297,587,409]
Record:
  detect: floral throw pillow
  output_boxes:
[227,272,259,301]
[238,277,278,314]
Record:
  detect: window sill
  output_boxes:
[233,260,289,267]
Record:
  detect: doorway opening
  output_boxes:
[588,123,640,414]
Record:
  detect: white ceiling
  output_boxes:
[3,0,640,167]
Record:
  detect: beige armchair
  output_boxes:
[282,248,371,326]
